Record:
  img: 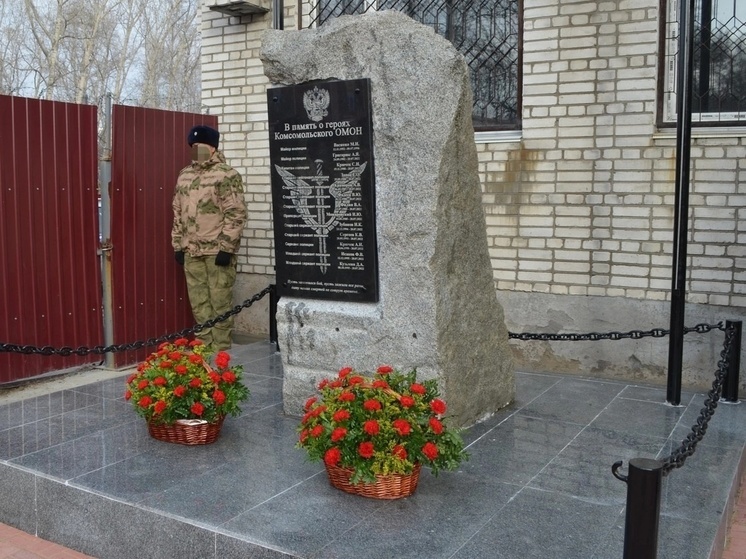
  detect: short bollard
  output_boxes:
[722,320,742,403]
[613,458,664,559]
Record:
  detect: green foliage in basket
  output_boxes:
[297,365,468,484]
[125,338,249,425]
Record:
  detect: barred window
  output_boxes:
[304,0,522,131]
[660,0,746,126]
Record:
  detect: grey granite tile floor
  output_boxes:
[0,340,744,559]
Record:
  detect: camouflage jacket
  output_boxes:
[171,151,247,257]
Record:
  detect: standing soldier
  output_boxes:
[172,125,247,350]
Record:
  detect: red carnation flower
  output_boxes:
[329,380,343,388]
[190,402,204,416]
[410,383,426,395]
[304,397,318,411]
[212,390,226,405]
[318,378,329,390]
[174,338,189,347]
[422,441,439,460]
[392,419,411,436]
[136,363,146,372]
[173,385,186,397]
[137,380,149,390]
[348,376,365,385]
[429,417,444,434]
[189,339,203,347]
[299,430,309,444]
[189,378,202,388]
[215,351,231,369]
[392,445,407,460]
[324,447,341,467]
[311,425,324,438]
[400,395,415,408]
[430,398,447,415]
[364,420,380,436]
[138,396,152,408]
[338,366,353,378]
[124,390,132,400]
[189,354,202,364]
[338,391,355,402]
[168,351,182,361]
[153,376,167,387]
[331,427,347,442]
[208,372,221,384]
[159,360,173,369]
[222,371,236,384]
[310,405,326,417]
[126,373,137,384]
[175,365,188,375]
[372,380,389,389]
[376,365,393,374]
[333,409,351,422]
[363,399,382,411]
[154,400,167,415]
[358,441,375,458]
[158,342,169,351]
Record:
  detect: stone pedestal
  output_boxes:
[261,10,514,427]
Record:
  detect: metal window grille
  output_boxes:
[662,0,746,126]
[301,0,522,130]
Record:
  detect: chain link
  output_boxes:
[661,322,737,475]
[508,321,724,342]
[0,285,273,357]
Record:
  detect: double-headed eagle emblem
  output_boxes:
[303,86,330,122]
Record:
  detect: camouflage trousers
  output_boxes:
[183,254,236,350]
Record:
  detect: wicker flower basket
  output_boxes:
[147,416,225,445]
[324,462,422,499]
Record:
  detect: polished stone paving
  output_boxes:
[0,341,744,559]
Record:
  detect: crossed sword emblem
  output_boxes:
[275,160,367,274]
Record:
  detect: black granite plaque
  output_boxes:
[267,78,379,302]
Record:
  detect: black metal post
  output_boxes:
[273,0,284,29]
[269,284,279,350]
[621,458,664,559]
[723,320,742,403]
[667,0,696,406]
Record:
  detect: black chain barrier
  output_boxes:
[508,321,723,342]
[661,321,737,475]
[0,285,273,357]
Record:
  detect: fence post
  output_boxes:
[723,320,742,403]
[269,284,279,350]
[614,458,664,559]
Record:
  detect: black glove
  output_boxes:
[174,251,185,266]
[215,251,232,267]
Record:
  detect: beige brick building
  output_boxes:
[200,0,745,390]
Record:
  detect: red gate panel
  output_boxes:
[110,106,218,366]
[0,95,103,384]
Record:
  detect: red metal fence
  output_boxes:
[0,95,103,383]
[109,106,218,366]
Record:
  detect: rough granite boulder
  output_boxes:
[261,10,514,427]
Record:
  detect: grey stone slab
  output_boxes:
[659,442,743,522]
[146,425,321,525]
[240,376,284,412]
[311,474,519,559]
[0,389,105,430]
[590,397,687,439]
[36,476,218,559]
[0,463,37,533]
[517,377,624,425]
[514,371,562,408]
[670,396,746,450]
[592,508,719,559]
[216,533,299,558]
[450,487,620,559]
[71,374,131,401]
[220,472,386,557]
[464,414,584,485]
[10,421,149,480]
[529,426,668,505]
[618,384,696,405]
